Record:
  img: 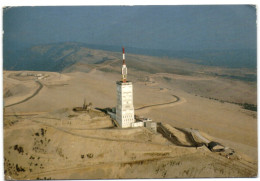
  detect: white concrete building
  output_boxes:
[131,121,144,128]
[116,81,135,128]
[145,121,157,133]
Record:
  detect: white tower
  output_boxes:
[116,47,135,128]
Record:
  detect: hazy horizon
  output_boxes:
[3,5,256,51]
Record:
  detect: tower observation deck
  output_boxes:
[116,47,135,128]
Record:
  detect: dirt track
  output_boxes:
[5,81,43,108]
[135,95,180,110]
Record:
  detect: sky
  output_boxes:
[3,5,257,51]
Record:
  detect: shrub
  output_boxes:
[87,153,94,158]
[242,103,257,111]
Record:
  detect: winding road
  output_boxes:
[5,81,43,108]
[135,95,181,111]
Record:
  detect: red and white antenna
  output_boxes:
[121,47,127,82]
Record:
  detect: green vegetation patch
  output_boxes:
[200,95,257,112]
[241,103,257,112]
[163,76,171,82]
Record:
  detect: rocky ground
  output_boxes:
[4,108,257,179]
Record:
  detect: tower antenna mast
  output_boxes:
[122,47,127,83]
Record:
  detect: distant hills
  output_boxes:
[3,42,256,72]
[4,42,98,72]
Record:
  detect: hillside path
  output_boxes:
[135,95,185,111]
[5,81,43,108]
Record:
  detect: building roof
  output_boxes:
[116,81,132,85]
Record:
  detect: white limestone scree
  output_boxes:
[116,81,135,128]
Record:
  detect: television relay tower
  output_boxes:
[116,47,135,128]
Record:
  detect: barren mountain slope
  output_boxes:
[3,47,257,179]
[4,108,257,179]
